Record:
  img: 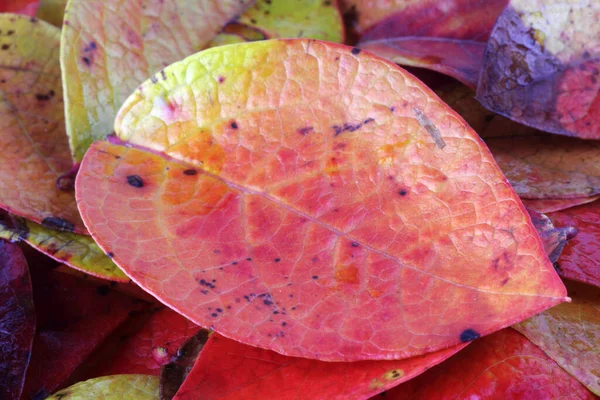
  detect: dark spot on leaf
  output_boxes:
[364,117,374,124]
[298,126,314,135]
[323,0,332,5]
[398,189,407,196]
[42,217,75,232]
[274,258,281,262]
[231,121,238,129]
[553,262,562,273]
[246,257,252,261]
[127,175,144,188]
[216,308,222,313]
[82,56,91,66]
[198,279,216,289]
[96,285,109,296]
[211,313,218,317]
[183,169,197,176]
[107,252,114,258]
[312,275,318,280]
[282,321,287,326]
[218,76,225,83]
[150,75,158,84]
[1,44,10,50]
[7,30,15,36]
[160,70,167,80]
[351,47,361,55]
[501,277,509,286]
[459,328,480,342]
[232,261,238,265]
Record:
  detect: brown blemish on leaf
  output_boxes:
[298,126,314,135]
[413,107,446,149]
[334,264,359,284]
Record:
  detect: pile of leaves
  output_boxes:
[0,0,598,398]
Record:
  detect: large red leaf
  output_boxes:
[21,269,144,399]
[76,39,567,361]
[477,0,600,139]
[0,241,35,399]
[174,334,465,399]
[549,201,600,288]
[379,328,595,399]
[514,281,600,396]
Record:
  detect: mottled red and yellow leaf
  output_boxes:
[0,14,84,232]
[77,39,567,361]
[61,0,253,162]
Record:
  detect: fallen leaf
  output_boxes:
[549,201,600,288]
[0,215,127,282]
[61,0,254,162]
[0,0,39,16]
[46,374,159,399]
[0,14,85,233]
[379,328,595,399]
[76,39,567,361]
[342,0,507,39]
[21,268,144,399]
[522,196,600,214]
[173,333,465,399]
[90,307,200,377]
[0,241,35,400]
[527,208,577,264]
[210,0,344,45]
[359,38,485,89]
[514,281,600,396]
[485,135,600,199]
[477,0,600,139]
[36,0,67,27]
[160,330,211,400]
[433,82,541,138]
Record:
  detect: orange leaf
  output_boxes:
[76,39,567,361]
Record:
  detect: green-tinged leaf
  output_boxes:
[0,216,127,281]
[61,0,253,162]
[210,0,344,45]
[46,375,159,399]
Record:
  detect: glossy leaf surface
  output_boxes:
[380,328,595,399]
[174,333,464,399]
[549,201,600,287]
[0,14,85,232]
[477,0,600,139]
[61,0,253,162]
[47,374,159,399]
[0,241,35,400]
[21,269,143,399]
[514,281,600,396]
[486,135,600,199]
[0,216,127,281]
[77,39,567,361]
[92,307,199,377]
